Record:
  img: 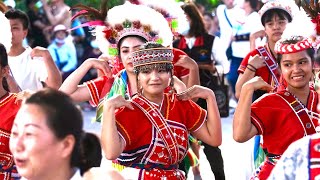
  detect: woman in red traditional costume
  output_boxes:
[0,8,21,179]
[235,0,295,171]
[0,44,20,180]
[233,35,319,180]
[236,0,294,99]
[60,1,198,122]
[101,42,222,180]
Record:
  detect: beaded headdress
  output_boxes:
[71,1,173,66]
[259,0,293,24]
[274,36,313,54]
[95,2,173,57]
[0,10,12,52]
[131,48,173,73]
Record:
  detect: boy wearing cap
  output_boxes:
[233,35,319,179]
[47,24,77,81]
[5,9,61,91]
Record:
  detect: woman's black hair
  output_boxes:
[181,3,206,37]
[203,12,214,20]
[245,0,260,11]
[261,9,292,26]
[0,43,9,91]
[117,35,147,56]
[5,9,30,30]
[276,36,315,66]
[79,132,102,175]
[24,88,101,173]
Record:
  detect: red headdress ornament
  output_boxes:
[294,0,320,35]
[274,37,313,54]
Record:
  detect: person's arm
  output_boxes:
[42,1,70,26]
[235,54,266,99]
[30,47,62,89]
[101,95,133,159]
[174,55,200,88]
[172,76,186,93]
[233,76,272,142]
[59,58,111,102]
[250,30,265,51]
[178,85,222,147]
[3,66,20,92]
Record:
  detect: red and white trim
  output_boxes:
[275,38,313,54]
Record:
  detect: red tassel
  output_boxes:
[311,14,320,36]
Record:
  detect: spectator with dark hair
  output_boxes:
[5,8,61,92]
[9,88,103,179]
[203,11,220,37]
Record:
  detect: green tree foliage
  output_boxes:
[14,0,125,12]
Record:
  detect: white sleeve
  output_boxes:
[34,57,48,83]
[268,137,310,180]
[212,36,230,74]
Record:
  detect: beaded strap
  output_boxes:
[277,91,316,136]
[130,163,178,170]
[256,46,280,87]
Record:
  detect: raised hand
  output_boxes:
[84,58,112,78]
[250,30,266,40]
[174,55,198,70]
[30,46,50,59]
[244,76,273,92]
[104,95,134,110]
[177,85,214,101]
[248,54,266,70]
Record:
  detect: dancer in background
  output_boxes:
[233,35,319,180]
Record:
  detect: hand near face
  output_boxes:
[177,85,214,101]
[104,95,134,110]
[250,30,266,40]
[84,58,112,78]
[175,55,198,70]
[244,76,273,92]
[248,54,266,69]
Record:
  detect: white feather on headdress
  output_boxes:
[132,0,188,35]
[95,2,173,56]
[281,6,316,41]
[0,11,12,52]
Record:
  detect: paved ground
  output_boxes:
[82,105,254,180]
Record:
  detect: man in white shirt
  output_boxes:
[5,9,61,92]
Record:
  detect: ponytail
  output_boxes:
[79,132,102,176]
